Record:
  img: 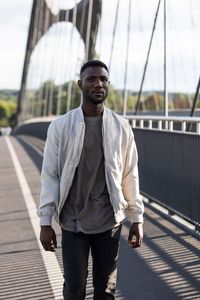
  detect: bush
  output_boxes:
[0,99,17,127]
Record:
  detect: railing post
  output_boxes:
[197,122,200,135]
[169,121,173,131]
[140,120,144,129]
[132,119,136,128]
[158,120,162,130]
[181,122,186,132]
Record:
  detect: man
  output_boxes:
[38,60,144,300]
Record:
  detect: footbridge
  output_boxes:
[1,0,200,299]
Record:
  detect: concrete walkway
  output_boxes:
[0,135,200,300]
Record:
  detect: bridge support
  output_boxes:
[17,0,102,124]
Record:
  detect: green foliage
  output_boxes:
[62,81,81,113]
[126,94,138,112]
[143,93,164,111]
[172,93,191,109]
[0,90,18,102]
[28,80,81,117]
[0,100,9,118]
[107,85,122,112]
[0,99,17,127]
[196,99,200,109]
[0,89,18,127]
[21,81,197,119]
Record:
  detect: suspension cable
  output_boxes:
[85,0,94,60]
[66,0,78,112]
[135,0,162,115]
[108,0,120,71]
[122,0,132,116]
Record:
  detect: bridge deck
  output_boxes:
[0,135,200,300]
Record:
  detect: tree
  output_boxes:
[107,85,122,113]
[0,99,17,126]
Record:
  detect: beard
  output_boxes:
[83,90,108,104]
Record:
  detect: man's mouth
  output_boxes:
[93,91,104,96]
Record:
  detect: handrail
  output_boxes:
[125,115,200,135]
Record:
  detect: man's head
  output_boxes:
[78,60,110,105]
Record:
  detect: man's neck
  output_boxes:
[82,103,104,117]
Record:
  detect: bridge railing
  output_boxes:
[126,115,200,135]
[126,115,200,232]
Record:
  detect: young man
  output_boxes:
[38,60,144,300]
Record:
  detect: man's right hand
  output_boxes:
[40,225,57,252]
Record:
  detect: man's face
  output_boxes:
[78,66,109,104]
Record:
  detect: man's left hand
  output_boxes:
[128,222,143,248]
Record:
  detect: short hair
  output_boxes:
[80,60,109,76]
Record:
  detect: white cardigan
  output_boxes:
[37,106,144,225]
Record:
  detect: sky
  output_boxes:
[0,1,32,90]
[0,0,199,93]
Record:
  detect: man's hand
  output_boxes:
[128,222,143,248]
[40,225,57,252]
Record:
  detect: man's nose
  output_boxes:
[94,78,103,87]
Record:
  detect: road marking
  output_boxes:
[5,136,63,300]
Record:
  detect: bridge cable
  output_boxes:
[42,4,57,118]
[188,0,199,109]
[108,0,120,71]
[56,8,70,115]
[45,10,60,116]
[187,76,200,131]
[73,0,87,108]
[34,0,45,118]
[23,0,40,120]
[85,0,94,60]
[122,0,132,116]
[134,0,162,115]
[56,9,70,115]
[163,0,168,116]
[47,13,60,115]
[34,1,46,118]
[35,0,52,118]
[66,1,78,112]
[167,3,177,102]
[38,1,52,118]
[189,0,198,87]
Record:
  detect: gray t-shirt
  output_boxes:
[60,115,118,233]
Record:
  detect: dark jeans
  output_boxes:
[61,225,122,300]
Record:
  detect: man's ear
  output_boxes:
[78,80,82,89]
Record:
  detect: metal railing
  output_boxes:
[126,115,200,135]
[126,115,200,232]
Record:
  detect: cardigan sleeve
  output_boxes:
[122,124,144,223]
[37,122,60,226]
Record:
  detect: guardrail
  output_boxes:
[125,115,200,135]
[12,116,57,140]
[125,116,200,232]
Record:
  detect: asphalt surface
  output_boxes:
[0,135,200,300]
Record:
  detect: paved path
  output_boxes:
[0,135,200,300]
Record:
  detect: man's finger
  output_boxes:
[48,240,56,251]
[128,231,133,242]
[41,241,48,251]
[128,223,143,248]
[53,235,57,249]
[41,239,55,252]
[40,226,57,252]
[128,234,140,248]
